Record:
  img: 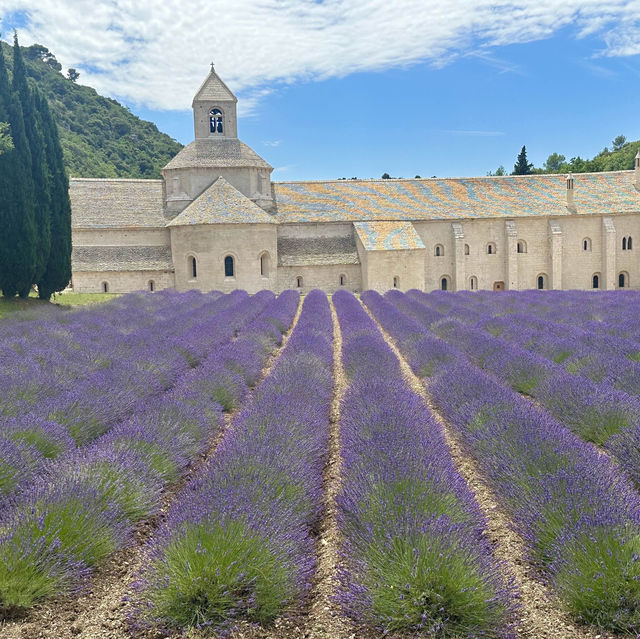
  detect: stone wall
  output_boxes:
[72,270,175,293]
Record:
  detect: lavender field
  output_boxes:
[1,288,640,639]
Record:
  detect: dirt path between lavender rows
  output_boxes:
[0,298,305,639]
[360,299,617,639]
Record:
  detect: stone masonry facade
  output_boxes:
[70,67,640,295]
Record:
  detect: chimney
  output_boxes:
[635,150,640,189]
[566,173,575,211]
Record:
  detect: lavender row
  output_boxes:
[364,290,640,632]
[400,291,640,486]
[0,290,273,501]
[332,290,513,636]
[0,289,221,415]
[132,290,332,634]
[409,289,640,394]
[0,291,299,614]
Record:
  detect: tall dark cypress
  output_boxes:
[13,34,51,283]
[0,37,36,297]
[36,89,71,299]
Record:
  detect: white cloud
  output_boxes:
[1,0,639,110]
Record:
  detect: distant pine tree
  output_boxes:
[36,89,71,299]
[512,145,534,175]
[0,36,36,297]
[13,33,51,283]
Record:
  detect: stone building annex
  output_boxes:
[70,67,640,294]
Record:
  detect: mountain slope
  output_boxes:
[0,40,183,179]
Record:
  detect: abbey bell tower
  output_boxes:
[192,63,239,139]
[162,66,274,216]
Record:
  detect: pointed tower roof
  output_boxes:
[192,65,237,105]
[167,177,277,227]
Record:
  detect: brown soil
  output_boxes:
[360,301,618,639]
[0,297,305,639]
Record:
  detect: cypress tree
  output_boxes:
[13,33,51,283]
[512,145,534,175]
[0,37,36,297]
[36,89,71,299]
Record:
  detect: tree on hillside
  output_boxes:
[67,68,79,82]
[0,121,11,153]
[0,36,37,297]
[543,153,566,173]
[612,135,627,151]
[512,146,533,175]
[36,89,72,300]
[13,33,51,284]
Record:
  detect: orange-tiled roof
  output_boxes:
[354,221,425,251]
[273,171,640,223]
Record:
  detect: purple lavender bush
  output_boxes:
[364,291,640,632]
[133,291,331,634]
[333,290,514,637]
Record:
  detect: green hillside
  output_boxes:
[0,40,183,178]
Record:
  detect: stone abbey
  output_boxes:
[70,67,640,294]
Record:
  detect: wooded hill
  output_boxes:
[0,40,183,179]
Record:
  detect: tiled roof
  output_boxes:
[167,177,277,226]
[192,69,237,104]
[72,245,173,272]
[354,221,425,251]
[164,139,272,171]
[277,236,359,266]
[70,179,165,228]
[273,171,640,223]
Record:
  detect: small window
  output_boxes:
[435,244,444,257]
[619,272,628,288]
[149,280,155,292]
[189,256,197,279]
[102,282,109,293]
[209,108,223,133]
[537,274,547,290]
[259,252,270,277]
[517,240,527,254]
[469,276,477,291]
[296,276,303,288]
[464,244,470,256]
[629,237,633,250]
[339,274,346,286]
[393,276,399,289]
[441,276,449,291]
[592,274,600,289]
[487,243,496,255]
[623,237,627,251]
[224,255,235,278]
[583,238,592,252]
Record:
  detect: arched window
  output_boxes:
[102,282,109,293]
[592,274,600,289]
[393,276,399,289]
[440,276,449,291]
[224,255,235,277]
[619,272,629,288]
[189,256,197,279]
[296,276,303,288]
[339,274,346,286]
[487,243,496,255]
[469,276,478,290]
[464,244,470,256]
[149,280,155,292]
[435,244,444,257]
[209,108,223,134]
[537,274,547,290]
[623,237,627,251]
[583,238,592,252]
[629,237,633,250]
[259,252,270,277]
[517,240,527,254]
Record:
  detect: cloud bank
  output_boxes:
[0,0,639,111]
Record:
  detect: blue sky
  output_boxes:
[1,1,640,180]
